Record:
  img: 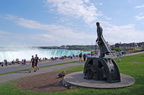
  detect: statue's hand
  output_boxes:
[98,40,102,45]
[96,38,102,44]
[96,39,98,42]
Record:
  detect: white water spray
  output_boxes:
[0,48,90,62]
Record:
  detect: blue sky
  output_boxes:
[0,0,144,47]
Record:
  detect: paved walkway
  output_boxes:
[0,58,79,73]
[0,51,143,83]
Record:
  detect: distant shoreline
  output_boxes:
[0,45,97,51]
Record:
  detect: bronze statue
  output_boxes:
[83,22,121,83]
[96,22,111,58]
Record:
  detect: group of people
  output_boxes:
[0,59,27,67]
[29,54,39,73]
[79,53,87,62]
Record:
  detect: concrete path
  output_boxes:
[0,58,79,73]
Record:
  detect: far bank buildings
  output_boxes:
[111,42,144,51]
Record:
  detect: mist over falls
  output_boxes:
[0,48,90,62]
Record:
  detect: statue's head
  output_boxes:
[96,22,100,26]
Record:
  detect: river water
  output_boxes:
[0,48,90,62]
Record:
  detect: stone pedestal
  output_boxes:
[63,71,135,89]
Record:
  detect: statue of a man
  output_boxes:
[96,22,111,58]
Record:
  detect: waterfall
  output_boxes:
[0,48,90,62]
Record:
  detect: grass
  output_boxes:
[0,53,144,95]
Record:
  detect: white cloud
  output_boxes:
[135,13,144,20]
[0,29,30,47]
[0,30,15,39]
[104,24,144,44]
[4,15,96,45]
[45,0,99,24]
[135,4,144,8]
[0,30,11,34]
[3,15,144,46]
[99,3,103,5]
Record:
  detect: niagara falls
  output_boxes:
[0,47,90,62]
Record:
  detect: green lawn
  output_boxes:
[0,53,144,95]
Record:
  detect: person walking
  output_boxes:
[117,51,122,62]
[29,55,36,73]
[79,53,82,63]
[35,54,39,70]
[83,54,86,61]
[4,59,8,66]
